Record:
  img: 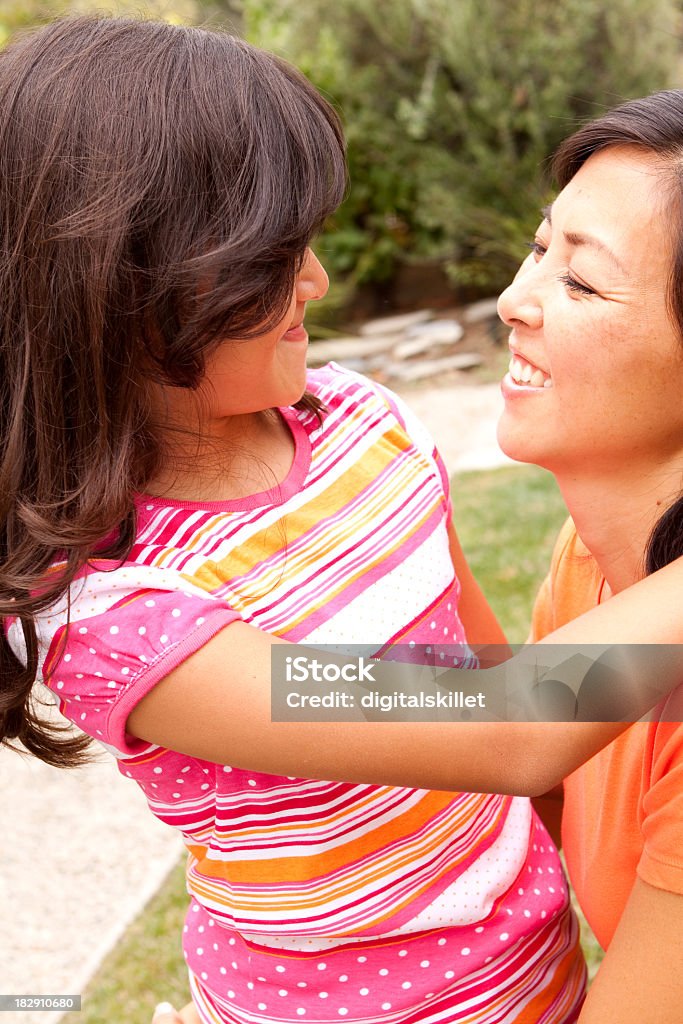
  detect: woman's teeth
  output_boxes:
[508,356,552,388]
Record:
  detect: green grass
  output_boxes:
[62,861,190,1023]
[75,465,603,1019]
[451,464,569,641]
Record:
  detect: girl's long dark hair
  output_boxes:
[0,16,346,765]
[552,90,683,578]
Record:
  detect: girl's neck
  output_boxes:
[146,409,295,503]
[554,460,683,594]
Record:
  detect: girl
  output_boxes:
[3,18,683,1024]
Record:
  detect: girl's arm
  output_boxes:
[577,879,683,1023]
[126,526,683,796]
[453,519,567,844]
[447,521,508,647]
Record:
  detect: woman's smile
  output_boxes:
[505,350,553,389]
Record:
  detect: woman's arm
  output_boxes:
[577,878,683,1023]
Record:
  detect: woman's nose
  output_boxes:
[497,259,543,331]
[297,249,329,303]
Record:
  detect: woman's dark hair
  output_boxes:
[552,90,683,577]
[0,16,346,765]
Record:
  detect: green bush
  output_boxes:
[3,0,678,305]
[244,0,678,297]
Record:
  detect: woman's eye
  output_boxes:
[557,272,595,297]
[525,240,547,260]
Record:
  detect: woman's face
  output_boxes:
[497,146,683,478]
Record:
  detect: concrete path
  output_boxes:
[1,380,510,1023]
[0,734,184,1024]
[396,381,511,474]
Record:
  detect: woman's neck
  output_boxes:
[146,409,295,502]
[554,461,683,593]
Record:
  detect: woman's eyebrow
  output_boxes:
[541,203,629,277]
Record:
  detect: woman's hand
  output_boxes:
[152,1002,202,1024]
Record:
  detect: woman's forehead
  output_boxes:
[549,146,674,272]
[558,146,663,209]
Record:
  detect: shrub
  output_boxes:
[244,0,678,298]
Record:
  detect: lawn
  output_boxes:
[68,464,604,1022]
[450,464,568,641]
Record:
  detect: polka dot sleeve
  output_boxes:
[43,587,240,756]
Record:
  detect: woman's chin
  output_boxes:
[496,421,528,461]
[496,421,547,469]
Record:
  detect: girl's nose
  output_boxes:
[497,259,544,331]
[297,249,329,303]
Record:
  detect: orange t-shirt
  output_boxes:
[530,518,683,949]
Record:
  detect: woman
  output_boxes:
[498,91,683,1021]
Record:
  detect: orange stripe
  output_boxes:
[191,795,503,903]
[193,789,459,884]
[228,795,497,896]
[513,942,585,1022]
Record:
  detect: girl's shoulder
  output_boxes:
[305,362,397,409]
[305,362,439,464]
[15,559,240,756]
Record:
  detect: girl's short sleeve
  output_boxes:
[31,569,241,756]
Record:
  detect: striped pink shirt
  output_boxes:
[21,366,585,1022]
